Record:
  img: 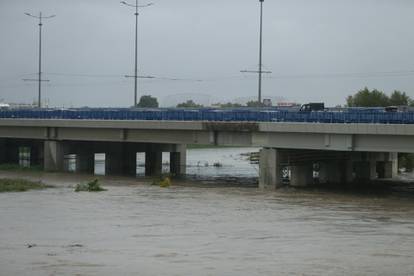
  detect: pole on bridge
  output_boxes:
[240,0,271,105]
[24,12,55,108]
[121,0,154,107]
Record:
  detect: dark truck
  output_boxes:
[299,103,325,112]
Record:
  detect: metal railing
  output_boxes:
[1,108,414,124]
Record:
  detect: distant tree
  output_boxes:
[389,90,410,106]
[176,100,203,108]
[214,102,243,108]
[137,95,159,108]
[246,101,265,108]
[346,87,390,107]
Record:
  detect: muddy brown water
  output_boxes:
[1,148,414,275]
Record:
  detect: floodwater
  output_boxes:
[1,148,414,276]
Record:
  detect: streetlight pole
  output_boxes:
[240,0,271,105]
[24,12,55,108]
[121,0,153,107]
[258,0,264,104]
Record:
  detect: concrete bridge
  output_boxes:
[1,115,414,189]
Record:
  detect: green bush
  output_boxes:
[75,179,106,192]
[0,179,51,193]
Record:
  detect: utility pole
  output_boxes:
[241,0,271,105]
[24,12,55,108]
[121,0,153,107]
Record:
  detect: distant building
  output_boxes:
[276,101,300,108]
[0,103,10,109]
[263,99,272,107]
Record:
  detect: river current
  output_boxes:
[1,147,414,275]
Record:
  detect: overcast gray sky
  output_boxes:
[0,0,413,107]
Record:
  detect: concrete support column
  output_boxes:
[123,148,137,176]
[44,140,67,172]
[259,148,284,189]
[354,161,377,181]
[342,159,354,184]
[290,164,314,187]
[0,139,5,164]
[5,141,19,165]
[170,144,187,176]
[30,142,44,167]
[76,154,95,174]
[105,151,123,175]
[319,162,342,184]
[145,151,162,177]
[378,152,398,179]
[105,144,137,176]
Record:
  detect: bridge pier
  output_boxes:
[259,148,285,189]
[290,164,314,187]
[170,144,187,176]
[319,161,342,184]
[145,151,162,176]
[75,153,95,174]
[0,139,44,168]
[0,139,5,164]
[105,144,137,176]
[44,140,69,172]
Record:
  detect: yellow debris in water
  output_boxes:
[159,177,171,188]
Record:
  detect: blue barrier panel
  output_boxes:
[2,108,414,124]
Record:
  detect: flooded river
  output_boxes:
[1,147,414,275]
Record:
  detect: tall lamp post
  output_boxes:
[24,12,55,108]
[121,0,153,107]
[241,0,271,105]
[258,0,264,104]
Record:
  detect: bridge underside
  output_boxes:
[0,138,186,177]
[259,148,398,189]
[0,120,412,189]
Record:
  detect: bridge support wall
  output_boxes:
[145,151,162,176]
[290,164,314,187]
[170,144,187,176]
[76,153,95,174]
[319,162,342,184]
[0,139,6,164]
[44,140,68,171]
[259,148,285,189]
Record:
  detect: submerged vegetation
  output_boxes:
[75,179,106,192]
[0,163,42,172]
[152,176,171,188]
[0,178,51,193]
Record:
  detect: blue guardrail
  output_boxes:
[1,108,414,124]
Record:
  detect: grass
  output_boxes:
[0,163,43,172]
[151,176,172,188]
[75,179,107,192]
[0,178,51,193]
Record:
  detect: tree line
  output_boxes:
[346,88,413,107]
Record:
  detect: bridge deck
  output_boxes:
[1,108,414,124]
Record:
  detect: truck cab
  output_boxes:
[299,103,325,112]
